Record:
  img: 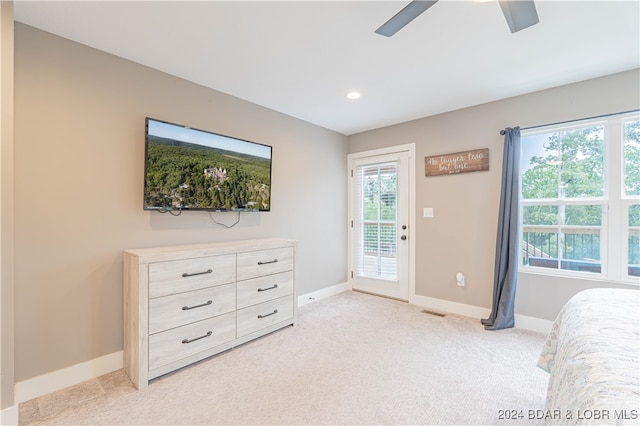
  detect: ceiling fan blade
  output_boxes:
[375,0,439,37]
[498,0,539,33]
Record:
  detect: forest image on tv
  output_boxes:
[144,127,272,211]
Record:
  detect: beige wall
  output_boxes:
[14,24,348,382]
[1,0,15,412]
[12,17,639,390]
[349,69,640,321]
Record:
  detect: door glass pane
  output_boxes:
[356,162,398,280]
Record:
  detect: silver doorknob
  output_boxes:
[401,235,407,240]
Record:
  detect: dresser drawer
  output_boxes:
[236,295,294,338]
[237,247,293,281]
[149,312,235,371]
[149,283,236,335]
[237,271,293,309]
[149,254,236,298]
[124,239,296,389]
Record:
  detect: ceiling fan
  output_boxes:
[375,0,539,37]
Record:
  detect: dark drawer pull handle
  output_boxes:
[257,309,278,319]
[181,269,213,278]
[182,331,212,344]
[257,284,278,292]
[182,300,213,311]
[257,259,278,265]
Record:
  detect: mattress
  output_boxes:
[538,288,640,425]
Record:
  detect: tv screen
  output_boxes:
[144,117,272,212]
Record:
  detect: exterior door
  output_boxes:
[349,148,412,301]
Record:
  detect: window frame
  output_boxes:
[518,111,640,285]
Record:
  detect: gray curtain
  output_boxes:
[482,127,521,330]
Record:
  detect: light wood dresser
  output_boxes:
[123,238,296,389]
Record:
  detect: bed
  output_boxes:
[538,288,640,425]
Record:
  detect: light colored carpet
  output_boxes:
[20,291,549,425]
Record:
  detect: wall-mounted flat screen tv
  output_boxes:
[144,117,272,212]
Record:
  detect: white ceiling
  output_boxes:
[13,0,640,135]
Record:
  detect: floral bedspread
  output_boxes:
[538,288,640,425]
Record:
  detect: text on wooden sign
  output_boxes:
[425,148,489,177]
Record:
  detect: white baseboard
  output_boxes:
[514,314,553,334]
[15,350,123,404]
[412,294,552,334]
[1,404,18,425]
[413,294,492,319]
[298,281,349,307]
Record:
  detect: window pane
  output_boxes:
[360,224,397,280]
[363,223,379,253]
[561,205,601,273]
[521,231,558,268]
[630,204,640,227]
[362,166,397,221]
[521,132,559,199]
[379,166,397,221]
[522,205,558,225]
[624,120,640,197]
[563,205,602,226]
[560,127,605,198]
[380,224,397,256]
[522,206,558,267]
[629,204,640,277]
[521,126,604,200]
[356,162,398,280]
[521,205,602,274]
[521,206,559,266]
[362,172,379,221]
[560,231,600,266]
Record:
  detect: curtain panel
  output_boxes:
[482,127,521,330]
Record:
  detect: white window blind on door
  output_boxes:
[355,160,399,281]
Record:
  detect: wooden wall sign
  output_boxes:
[425,148,489,177]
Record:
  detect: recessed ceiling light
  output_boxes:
[346,91,361,100]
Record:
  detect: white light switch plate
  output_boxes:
[423,208,434,218]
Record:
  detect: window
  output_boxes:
[519,111,640,283]
[624,118,640,278]
[355,161,398,280]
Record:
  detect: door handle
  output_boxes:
[401,235,407,241]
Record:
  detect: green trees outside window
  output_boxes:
[520,114,639,280]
